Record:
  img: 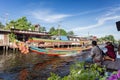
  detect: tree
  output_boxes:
[6,20,15,30]
[49,27,67,36]
[9,33,16,42]
[118,40,120,44]
[39,27,46,32]
[98,35,116,43]
[5,17,33,30]
[67,31,74,36]
[42,27,46,32]
[30,25,35,31]
[104,35,115,43]
[51,29,67,36]
[49,27,55,34]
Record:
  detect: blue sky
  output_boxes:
[0,0,120,40]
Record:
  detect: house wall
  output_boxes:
[4,34,9,45]
[0,35,4,46]
[0,34,9,46]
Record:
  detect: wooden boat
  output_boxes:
[28,38,82,48]
[30,46,79,57]
[29,38,91,56]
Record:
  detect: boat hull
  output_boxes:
[30,47,78,57]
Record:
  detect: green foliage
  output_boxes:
[5,20,15,30]
[67,31,74,36]
[47,62,106,80]
[48,73,61,80]
[30,25,35,31]
[6,17,33,30]
[39,26,46,32]
[9,33,16,42]
[49,27,55,34]
[118,40,120,44]
[51,29,67,36]
[104,35,115,43]
[98,35,116,43]
[48,26,67,36]
[4,17,75,36]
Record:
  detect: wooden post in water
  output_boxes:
[6,46,8,52]
[3,46,5,55]
[13,45,15,54]
[3,34,9,54]
[5,45,8,55]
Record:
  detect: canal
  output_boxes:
[0,45,109,80]
[0,47,92,80]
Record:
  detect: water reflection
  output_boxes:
[0,48,75,80]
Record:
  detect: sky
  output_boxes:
[0,0,120,40]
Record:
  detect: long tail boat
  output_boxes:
[30,46,79,57]
[28,38,91,57]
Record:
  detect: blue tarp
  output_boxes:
[60,36,68,41]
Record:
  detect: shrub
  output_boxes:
[47,62,106,80]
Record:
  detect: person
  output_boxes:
[82,42,85,48]
[85,41,103,64]
[104,42,116,61]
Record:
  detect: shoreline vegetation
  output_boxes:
[48,62,120,80]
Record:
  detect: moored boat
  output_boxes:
[29,38,91,57]
[30,46,80,57]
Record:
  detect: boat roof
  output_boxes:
[29,38,80,43]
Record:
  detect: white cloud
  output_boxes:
[30,9,71,23]
[70,6,120,32]
[70,15,120,31]
[75,7,107,16]
[103,6,120,16]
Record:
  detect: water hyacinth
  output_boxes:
[107,74,118,80]
[107,70,120,80]
[117,70,120,78]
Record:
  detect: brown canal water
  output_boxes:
[0,48,91,80]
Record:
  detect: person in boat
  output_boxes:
[103,42,116,61]
[82,42,85,48]
[85,41,103,64]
